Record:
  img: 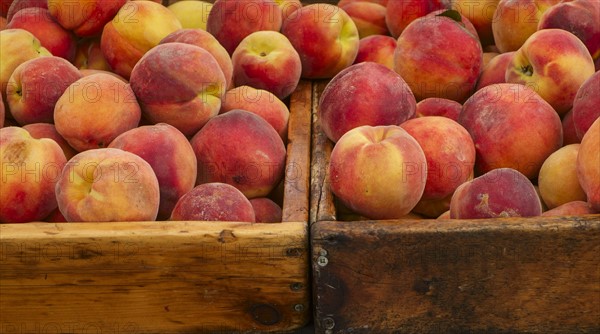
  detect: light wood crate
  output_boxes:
[0,80,313,334]
[309,80,600,334]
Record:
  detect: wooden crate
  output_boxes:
[0,80,313,334]
[309,80,600,334]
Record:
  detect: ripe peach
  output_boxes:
[207,0,282,55]
[459,83,563,179]
[538,144,586,209]
[100,0,182,79]
[541,201,596,217]
[385,0,451,38]
[160,28,234,90]
[47,0,126,37]
[394,9,483,102]
[130,43,226,137]
[506,29,595,115]
[482,52,500,67]
[329,125,427,219]
[54,73,141,151]
[475,51,514,91]
[401,116,476,200]
[0,126,67,223]
[450,168,542,218]
[577,118,600,211]
[6,7,77,62]
[318,62,416,143]
[572,70,600,140]
[341,1,389,38]
[415,97,461,121]
[109,123,197,220]
[73,37,111,71]
[0,95,4,128]
[250,197,282,223]
[354,35,397,70]
[190,110,286,199]
[281,3,359,79]
[492,0,560,53]
[231,30,302,100]
[170,183,255,222]
[538,0,600,65]
[220,86,289,141]
[451,0,499,46]
[55,148,160,222]
[22,123,77,160]
[273,0,302,21]
[6,56,82,125]
[167,0,213,30]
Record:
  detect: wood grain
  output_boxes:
[312,217,600,333]
[0,81,313,333]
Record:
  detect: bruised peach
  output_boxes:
[450,168,542,219]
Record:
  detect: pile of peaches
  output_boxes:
[0,0,598,224]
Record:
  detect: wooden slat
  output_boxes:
[282,80,312,223]
[0,79,313,333]
[312,217,600,333]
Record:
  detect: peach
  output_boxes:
[160,28,233,90]
[450,167,543,218]
[329,125,427,219]
[0,126,67,223]
[451,0,499,46]
[47,0,126,37]
[22,123,78,160]
[231,30,302,100]
[6,0,47,22]
[6,56,82,125]
[130,43,226,137]
[167,0,213,30]
[541,201,597,217]
[394,9,483,102]
[319,62,416,143]
[415,97,462,121]
[538,0,600,65]
[341,1,389,38]
[249,197,282,223]
[339,0,389,6]
[55,148,160,222]
[572,70,600,140]
[459,83,563,179]
[207,0,282,55]
[274,0,302,21]
[577,118,600,211]
[73,37,111,71]
[401,116,476,200]
[354,35,397,70]
[0,29,51,103]
[6,7,77,62]
[413,194,453,219]
[281,3,359,79]
[492,0,560,53]
[54,73,141,152]
[437,210,451,219]
[170,183,255,222]
[385,0,451,38]
[190,110,286,199]
[45,207,67,222]
[506,29,595,115]
[100,0,182,79]
[475,51,514,91]
[79,69,127,83]
[561,109,581,146]
[0,17,7,30]
[108,123,197,220]
[538,144,587,209]
[220,86,289,140]
[482,52,500,67]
